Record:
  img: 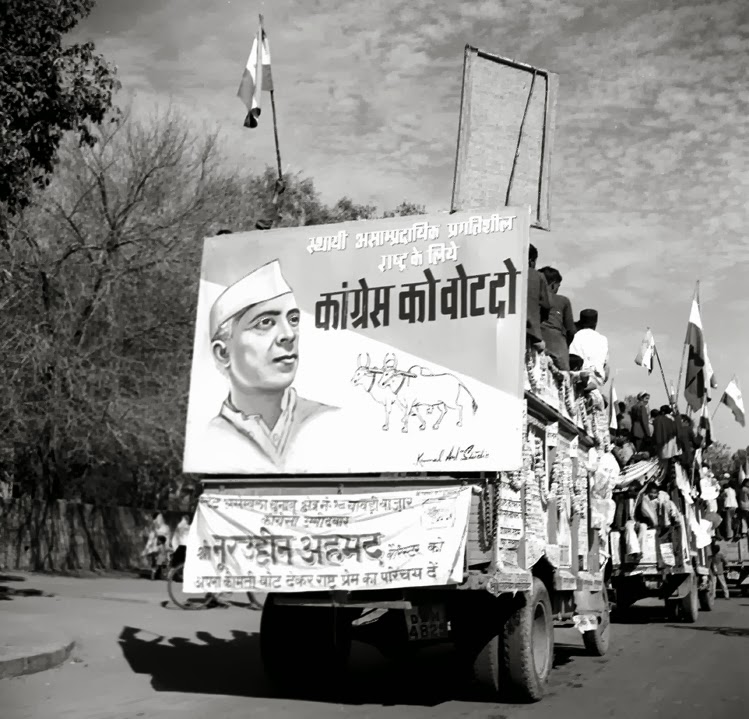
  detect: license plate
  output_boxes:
[727,571,740,581]
[406,605,449,641]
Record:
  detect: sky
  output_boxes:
[75,0,749,451]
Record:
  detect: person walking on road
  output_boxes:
[722,479,738,540]
[738,478,749,537]
[710,541,730,599]
[142,513,172,580]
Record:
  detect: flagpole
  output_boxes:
[259,14,284,208]
[652,344,672,407]
[676,281,699,411]
[711,379,728,420]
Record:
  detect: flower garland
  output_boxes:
[525,349,541,394]
[532,434,548,507]
[571,459,587,516]
[577,395,593,436]
[562,373,577,418]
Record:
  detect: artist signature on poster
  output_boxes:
[416,444,490,466]
[351,352,478,433]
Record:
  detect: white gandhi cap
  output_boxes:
[209,259,293,339]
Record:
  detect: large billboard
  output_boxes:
[183,207,529,475]
[451,46,558,231]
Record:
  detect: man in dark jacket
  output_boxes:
[539,266,576,370]
[675,413,701,469]
[630,392,652,452]
[652,405,679,459]
[526,244,551,351]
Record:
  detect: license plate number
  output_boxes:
[406,605,449,641]
[727,571,740,581]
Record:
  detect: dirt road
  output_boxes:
[2,574,748,719]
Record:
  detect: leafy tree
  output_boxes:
[1,109,426,509]
[383,200,426,218]
[0,0,119,221]
[704,442,733,478]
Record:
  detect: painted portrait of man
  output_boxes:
[205,259,335,470]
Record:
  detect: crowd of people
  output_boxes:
[526,244,749,565]
[526,244,610,391]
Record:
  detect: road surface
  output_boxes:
[2,574,748,719]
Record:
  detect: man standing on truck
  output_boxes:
[206,259,336,471]
[538,266,576,370]
[526,244,551,352]
[630,393,652,453]
[569,309,609,391]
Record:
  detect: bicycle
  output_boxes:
[167,562,232,610]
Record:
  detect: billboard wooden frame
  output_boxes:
[451,45,559,232]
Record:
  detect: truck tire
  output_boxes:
[680,576,699,624]
[473,635,504,697]
[260,595,351,696]
[582,586,611,657]
[698,574,716,612]
[501,578,554,702]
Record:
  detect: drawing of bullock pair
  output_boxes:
[351,353,478,433]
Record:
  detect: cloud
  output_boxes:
[75,0,749,449]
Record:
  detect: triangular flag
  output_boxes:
[634,328,655,374]
[237,20,273,128]
[684,295,716,411]
[721,377,745,428]
[609,382,618,430]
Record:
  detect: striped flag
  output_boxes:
[721,377,745,427]
[238,21,273,128]
[684,295,717,412]
[634,328,655,374]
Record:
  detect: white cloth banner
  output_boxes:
[184,487,473,593]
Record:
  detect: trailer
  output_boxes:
[608,461,715,622]
[723,537,749,596]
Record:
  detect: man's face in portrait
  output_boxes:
[213,293,301,392]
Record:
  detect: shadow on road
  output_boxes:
[665,624,749,638]
[117,625,590,707]
[610,603,669,625]
[0,573,51,600]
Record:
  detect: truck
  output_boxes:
[723,536,749,596]
[182,203,615,703]
[608,460,715,622]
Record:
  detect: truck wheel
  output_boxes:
[680,577,699,624]
[583,586,611,656]
[260,595,351,696]
[501,578,554,702]
[698,574,716,612]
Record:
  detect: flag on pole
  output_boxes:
[684,294,717,411]
[237,20,273,128]
[721,377,745,427]
[609,381,618,430]
[634,328,655,374]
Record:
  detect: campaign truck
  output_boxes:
[723,536,749,595]
[608,459,715,622]
[179,207,620,702]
